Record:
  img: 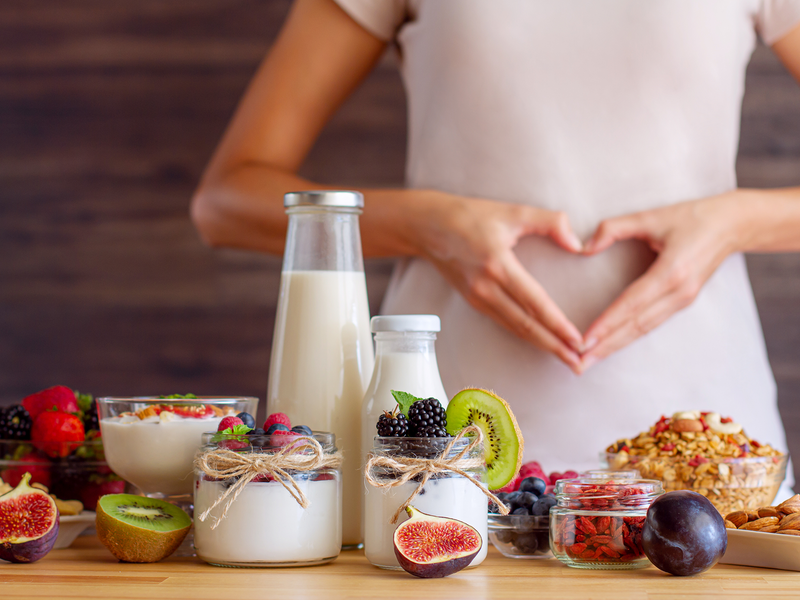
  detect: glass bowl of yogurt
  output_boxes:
[193,431,342,567]
[96,397,257,500]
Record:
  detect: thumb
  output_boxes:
[582,214,649,255]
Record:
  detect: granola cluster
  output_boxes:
[605,411,785,515]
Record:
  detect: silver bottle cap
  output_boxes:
[284,190,364,209]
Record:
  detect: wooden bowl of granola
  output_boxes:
[603,411,787,516]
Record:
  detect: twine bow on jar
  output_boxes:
[195,436,342,529]
[364,424,510,523]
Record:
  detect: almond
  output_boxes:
[725,511,748,528]
[759,525,780,533]
[777,530,800,536]
[724,520,737,529]
[757,507,780,519]
[739,516,779,531]
[746,509,760,522]
[778,513,800,531]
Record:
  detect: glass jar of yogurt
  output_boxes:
[194,431,342,567]
[364,436,488,570]
[550,478,663,570]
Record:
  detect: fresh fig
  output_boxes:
[0,472,60,563]
[393,506,482,578]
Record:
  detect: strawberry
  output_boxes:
[80,478,125,511]
[31,411,85,458]
[22,386,78,421]
[168,404,215,418]
[0,453,52,488]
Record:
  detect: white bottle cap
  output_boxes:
[371,314,441,333]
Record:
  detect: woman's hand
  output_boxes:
[414,192,586,372]
[577,193,744,372]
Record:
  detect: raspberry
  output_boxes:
[264,412,291,430]
[407,398,446,436]
[218,416,244,432]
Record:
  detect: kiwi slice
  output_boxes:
[96,494,191,563]
[445,388,523,490]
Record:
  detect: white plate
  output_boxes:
[54,511,96,549]
[720,528,800,571]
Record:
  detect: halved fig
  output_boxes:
[393,506,482,578]
[0,472,60,563]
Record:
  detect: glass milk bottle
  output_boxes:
[268,190,374,548]
[361,314,448,481]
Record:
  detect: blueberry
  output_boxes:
[518,491,537,510]
[511,507,529,516]
[266,423,290,434]
[514,533,539,553]
[531,495,557,516]
[519,476,547,496]
[248,427,266,436]
[291,425,313,436]
[236,412,256,429]
[506,491,522,504]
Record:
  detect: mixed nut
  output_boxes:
[606,411,784,515]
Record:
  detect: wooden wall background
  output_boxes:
[1,1,799,484]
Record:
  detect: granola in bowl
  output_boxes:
[604,411,787,515]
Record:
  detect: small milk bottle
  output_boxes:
[268,190,374,549]
[361,314,449,474]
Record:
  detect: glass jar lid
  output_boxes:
[554,479,663,511]
[370,314,441,333]
[284,190,363,209]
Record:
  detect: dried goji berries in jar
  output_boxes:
[549,479,663,570]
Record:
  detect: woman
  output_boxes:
[191,0,800,481]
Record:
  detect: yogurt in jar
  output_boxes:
[194,476,342,566]
[364,475,488,569]
[100,412,224,496]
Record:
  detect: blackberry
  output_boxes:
[414,425,449,438]
[0,405,32,440]
[407,398,446,436]
[83,399,100,433]
[376,409,409,437]
[51,455,89,501]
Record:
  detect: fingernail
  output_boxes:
[583,336,598,352]
[567,233,583,252]
[581,355,598,371]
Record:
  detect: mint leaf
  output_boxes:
[159,393,198,399]
[74,391,94,413]
[391,390,424,418]
[229,424,253,435]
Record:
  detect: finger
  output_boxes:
[466,277,582,373]
[582,257,677,351]
[521,209,583,253]
[583,214,651,255]
[578,292,681,372]
[499,251,585,352]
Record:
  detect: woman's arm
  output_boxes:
[191,0,586,370]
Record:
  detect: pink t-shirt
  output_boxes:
[335,0,800,480]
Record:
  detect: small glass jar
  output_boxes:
[364,436,489,570]
[194,432,342,568]
[578,470,640,480]
[550,479,663,570]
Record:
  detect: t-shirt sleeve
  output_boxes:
[755,0,800,45]
[332,0,408,42]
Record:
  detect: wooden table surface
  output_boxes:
[1,536,799,600]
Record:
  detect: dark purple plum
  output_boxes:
[642,490,727,576]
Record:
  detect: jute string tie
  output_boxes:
[195,436,342,529]
[364,424,510,523]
